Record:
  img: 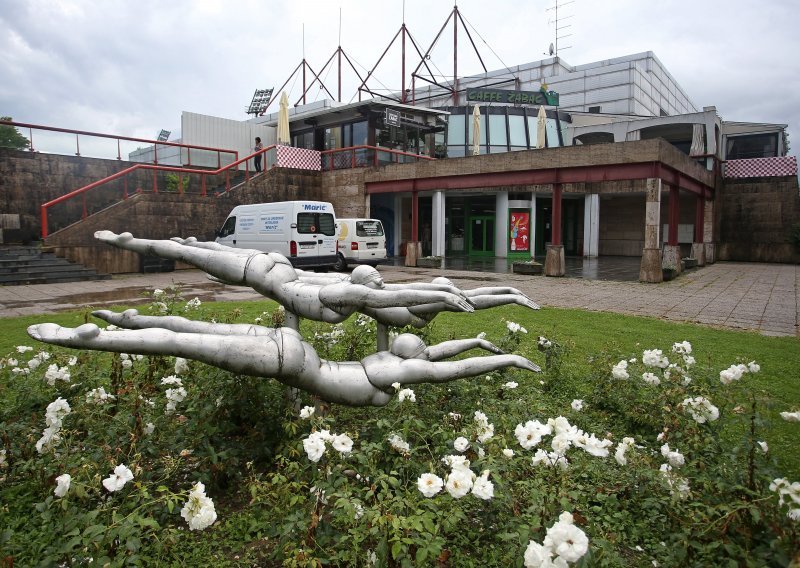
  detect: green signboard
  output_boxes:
[466,88,559,107]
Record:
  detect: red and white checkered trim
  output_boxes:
[275,145,321,171]
[724,156,797,178]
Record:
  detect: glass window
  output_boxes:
[352,121,368,146]
[508,114,527,147]
[448,145,466,158]
[292,131,314,150]
[545,118,560,147]
[323,127,341,151]
[726,133,779,159]
[218,216,236,237]
[297,213,336,236]
[488,114,507,146]
[447,113,466,145]
[356,220,384,237]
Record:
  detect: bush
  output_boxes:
[1,298,798,566]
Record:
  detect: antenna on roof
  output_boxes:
[546,0,574,56]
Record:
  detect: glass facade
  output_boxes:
[444,106,568,156]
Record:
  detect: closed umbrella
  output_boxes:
[535,105,547,149]
[471,105,481,156]
[277,91,291,145]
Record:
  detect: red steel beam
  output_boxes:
[366,161,713,198]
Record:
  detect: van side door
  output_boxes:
[296,211,337,260]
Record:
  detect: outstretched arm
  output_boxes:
[465,294,540,310]
[319,284,475,313]
[422,337,505,361]
[366,355,539,390]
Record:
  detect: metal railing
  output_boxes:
[320,145,435,171]
[0,119,239,167]
[41,145,278,238]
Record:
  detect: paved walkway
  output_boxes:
[0,262,797,337]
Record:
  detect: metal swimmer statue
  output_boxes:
[28,312,539,407]
[26,230,542,406]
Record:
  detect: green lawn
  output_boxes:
[5,299,799,477]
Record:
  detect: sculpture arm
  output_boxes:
[366,355,539,390]
[319,284,474,312]
[423,337,504,361]
[465,294,540,310]
[382,282,464,296]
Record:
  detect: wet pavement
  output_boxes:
[0,259,797,337]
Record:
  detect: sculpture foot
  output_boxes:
[94,230,133,245]
[28,322,101,344]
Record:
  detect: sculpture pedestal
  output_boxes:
[662,245,682,275]
[405,241,421,267]
[691,243,706,267]
[544,245,565,277]
[704,243,716,264]
[639,248,663,283]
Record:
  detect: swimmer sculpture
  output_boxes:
[27,230,542,406]
[28,314,539,407]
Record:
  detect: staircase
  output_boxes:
[0,245,111,285]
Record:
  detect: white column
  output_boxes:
[583,194,599,257]
[432,190,446,257]
[393,194,403,257]
[495,191,509,258]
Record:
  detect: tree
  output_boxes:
[0,117,31,150]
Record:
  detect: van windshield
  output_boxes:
[297,212,336,236]
[218,216,236,237]
[356,220,384,237]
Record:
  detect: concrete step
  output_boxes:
[0,245,110,286]
[0,272,112,285]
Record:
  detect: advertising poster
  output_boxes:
[509,210,530,253]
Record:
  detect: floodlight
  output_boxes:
[246,88,275,116]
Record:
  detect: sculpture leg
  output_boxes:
[93,309,279,338]
[28,323,294,380]
[95,231,251,285]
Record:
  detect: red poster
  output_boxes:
[509,211,530,252]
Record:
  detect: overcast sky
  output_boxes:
[2,0,798,156]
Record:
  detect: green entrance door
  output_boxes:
[468,216,495,256]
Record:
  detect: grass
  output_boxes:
[5,298,799,477]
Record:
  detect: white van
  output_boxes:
[215,201,338,269]
[334,218,387,271]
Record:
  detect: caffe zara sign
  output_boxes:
[466,88,559,107]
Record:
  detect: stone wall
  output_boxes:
[717,176,800,263]
[41,167,325,273]
[320,169,368,218]
[0,148,229,243]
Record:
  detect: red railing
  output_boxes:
[41,145,278,238]
[0,119,239,167]
[320,145,435,171]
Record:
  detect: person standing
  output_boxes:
[253,136,263,172]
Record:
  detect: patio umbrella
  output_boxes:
[535,105,547,149]
[471,105,481,156]
[277,91,291,145]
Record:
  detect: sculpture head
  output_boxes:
[390,333,427,359]
[350,265,384,289]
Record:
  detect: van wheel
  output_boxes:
[334,254,348,272]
